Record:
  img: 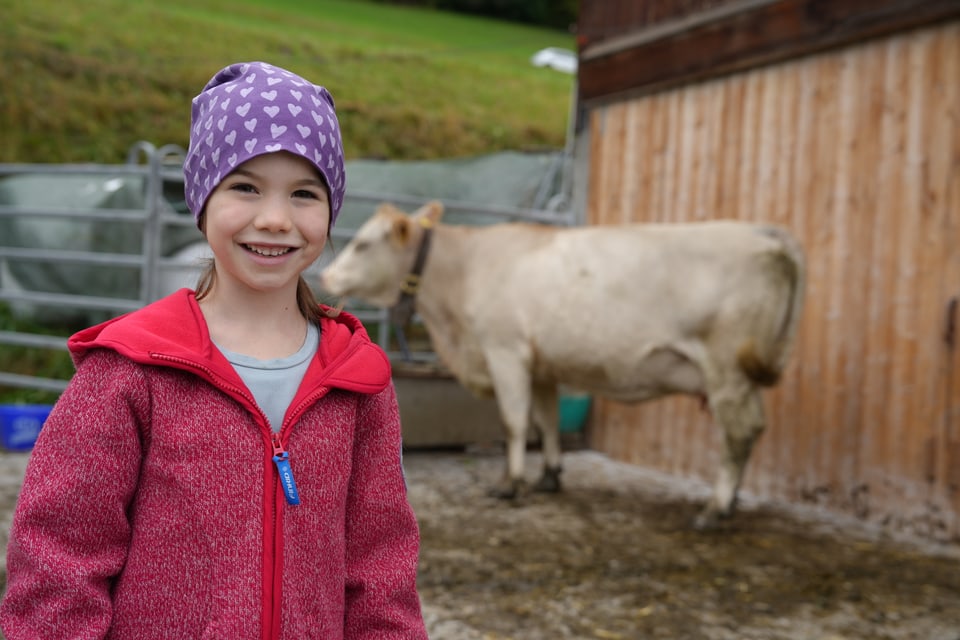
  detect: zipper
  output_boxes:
[271,434,300,506]
[154,355,336,638]
[282,385,330,430]
[151,353,285,639]
[150,353,266,421]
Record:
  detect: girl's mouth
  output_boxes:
[243,244,293,257]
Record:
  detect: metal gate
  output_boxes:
[0,142,574,395]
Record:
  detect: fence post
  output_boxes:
[144,147,164,304]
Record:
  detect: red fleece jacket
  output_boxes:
[0,289,428,639]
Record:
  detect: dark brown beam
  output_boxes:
[578,0,960,105]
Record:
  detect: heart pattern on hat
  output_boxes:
[183,61,346,228]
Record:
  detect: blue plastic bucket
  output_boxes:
[0,404,52,451]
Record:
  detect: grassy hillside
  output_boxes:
[1,0,575,164]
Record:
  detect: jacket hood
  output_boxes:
[67,288,391,395]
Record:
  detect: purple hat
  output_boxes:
[183,61,346,227]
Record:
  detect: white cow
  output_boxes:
[319,201,805,529]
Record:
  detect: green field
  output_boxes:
[1,0,576,164]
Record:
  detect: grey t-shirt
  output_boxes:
[216,322,320,432]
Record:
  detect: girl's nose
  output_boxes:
[254,197,294,232]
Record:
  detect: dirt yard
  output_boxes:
[408,447,960,640]
[0,448,958,639]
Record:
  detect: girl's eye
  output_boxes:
[293,189,319,199]
[229,182,258,194]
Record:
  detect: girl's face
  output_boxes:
[204,152,330,297]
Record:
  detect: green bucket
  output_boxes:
[558,393,591,433]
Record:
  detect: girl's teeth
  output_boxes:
[247,245,291,257]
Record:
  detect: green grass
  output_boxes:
[1,0,575,164]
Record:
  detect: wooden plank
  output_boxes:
[758,61,799,498]
[619,101,641,223]
[939,26,959,512]
[716,74,746,218]
[648,93,671,220]
[773,58,804,499]
[632,100,655,223]
[845,40,886,497]
[698,80,724,223]
[858,34,907,510]
[935,25,960,524]
[578,0,745,40]
[579,0,960,104]
[912,26,953,501]
[891,32,926,494]
[736,70,762,220]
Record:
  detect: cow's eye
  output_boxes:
[353,241,368,253]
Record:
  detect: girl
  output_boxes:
[0,61,429,639]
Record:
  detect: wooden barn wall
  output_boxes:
[577,0,734,40]
[584,21,960,541]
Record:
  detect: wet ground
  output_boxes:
[407,448,960,640]
[0,448,958,639]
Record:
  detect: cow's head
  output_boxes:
[318,200,444,307]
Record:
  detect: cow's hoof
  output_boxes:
[487,481,522,500]
[692,506,732,531]
[533,466,563,493]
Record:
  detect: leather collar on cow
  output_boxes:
[389,217,434,359]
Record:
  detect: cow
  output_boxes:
[318,201,805,529]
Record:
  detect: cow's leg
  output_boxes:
[530,383,562,493]
[697,383,766,530]
[484,347,533,500]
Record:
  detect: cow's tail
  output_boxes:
[737,226,806,387]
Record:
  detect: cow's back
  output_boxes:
[452,220,801,397]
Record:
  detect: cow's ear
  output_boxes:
[390,217,412,247]
[377,202,403,216]
[412,200,445,227]
[425,200,445,224]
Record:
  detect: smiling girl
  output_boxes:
[0,61,428,640]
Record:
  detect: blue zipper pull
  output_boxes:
[272,435,300,506]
